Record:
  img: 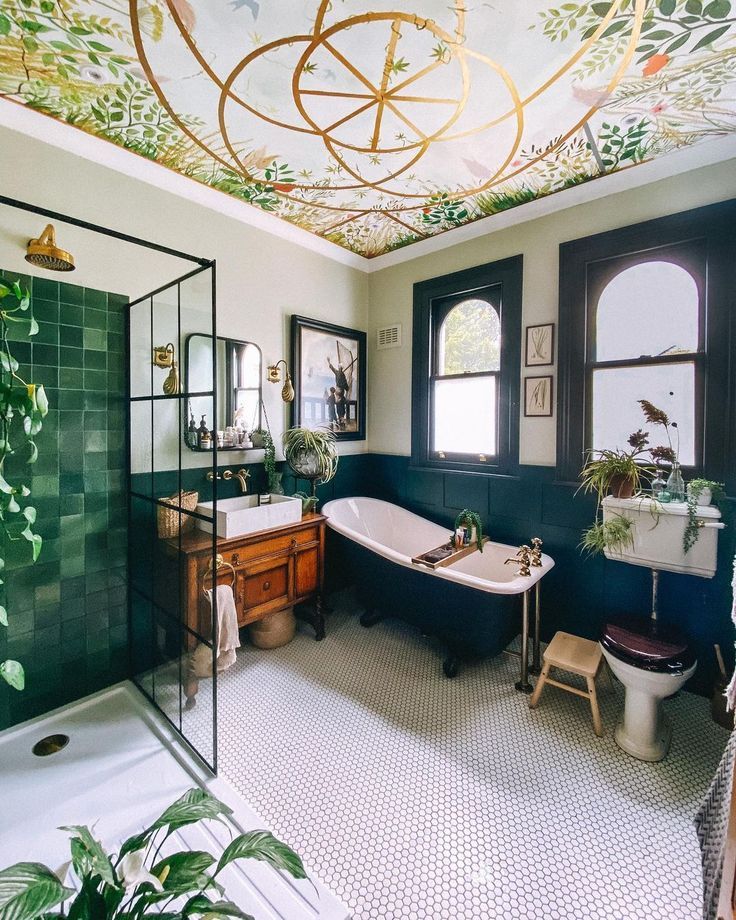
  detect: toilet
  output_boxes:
[601,617,696,762]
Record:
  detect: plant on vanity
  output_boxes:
[452,509,484,553]
[0,278,48,692]
[0,789,306,920]
[683,479,725,553]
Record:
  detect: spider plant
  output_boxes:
[580,515,635,556]
[578,448,652,502]
[283,426,338,497]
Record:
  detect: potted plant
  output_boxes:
[579,428,653,501]
[452,509,484,553]
[283,426,338,499]
[580,516,634,556]
[639,398,682,500]
[0,788,306,920]
[683,479,725,553]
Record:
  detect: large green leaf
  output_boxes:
[216,831,307,880]
[0,659,24,690]
[66,876,106,920]
[60,825,117,887]
[183,895,255,920]
[148,852,217,898]
[118,790,233,861]
[0,606,7,627]
[0,862,73,920]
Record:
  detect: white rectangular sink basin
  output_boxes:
[196,493,302,539]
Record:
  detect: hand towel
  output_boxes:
[191,583,241,678]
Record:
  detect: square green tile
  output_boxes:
[32,278,58,300]
[84,349,106,371]
[60,326,83,348]
[85,307,107,331]
[59,346,83,368]
[58,389,84,410]
[84,288,107,309]
[60,302,84,326]
[59,282,84,305]
[35,322,59,345]
[59,367,83,389]
[84,328,106,350]
[33,298,60,324]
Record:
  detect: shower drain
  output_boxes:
[32,734,70,757]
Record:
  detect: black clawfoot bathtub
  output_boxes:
[322,497,554,677]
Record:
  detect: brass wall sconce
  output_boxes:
[267,359,294,403]
[153,342,179,395]
[25,224,75,272]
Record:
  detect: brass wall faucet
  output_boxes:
[235,469,250,493]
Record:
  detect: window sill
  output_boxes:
[409,460,520,480]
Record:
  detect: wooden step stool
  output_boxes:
[529,631,605,737]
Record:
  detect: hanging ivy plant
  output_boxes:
[0,278,48,693]
[453,509,484,553]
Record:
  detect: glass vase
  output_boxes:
[665,462,685,502]
[650,471,666,500]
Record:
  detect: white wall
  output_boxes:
[366,158,736,465]
[0,126,369,471]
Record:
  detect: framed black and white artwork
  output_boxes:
[525,323,554,367]
[524,375,553,417]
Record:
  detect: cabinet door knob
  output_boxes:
[232,553,240,566]
[290,538,298,551]
[263,580,271,591]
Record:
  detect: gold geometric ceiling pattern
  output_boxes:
[1,1,734,257]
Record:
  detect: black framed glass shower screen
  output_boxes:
[127,262,219,773]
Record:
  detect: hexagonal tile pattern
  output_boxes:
[202,592,728,920]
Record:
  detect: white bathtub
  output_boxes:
[322,497,553,594]
[322,497,554,676]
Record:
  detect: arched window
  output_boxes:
[589,258,701,466]
[432,297,501,457]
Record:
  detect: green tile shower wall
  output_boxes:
[0,271,128,730]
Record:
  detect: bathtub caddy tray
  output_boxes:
[412,536,489,569]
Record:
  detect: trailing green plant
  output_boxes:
[580,515,635,557]
[251,399,278,491]
[0,278,48,692]
[283,427,338,491]
[453,509,484,553]
[683,478,726,553]
[0,788,307,920]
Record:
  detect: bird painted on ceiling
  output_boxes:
[230,0,259,17]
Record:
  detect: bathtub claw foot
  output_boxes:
[443,657,460,679]
[360,608,383,628]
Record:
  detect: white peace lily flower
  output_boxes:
[117,850,164,892]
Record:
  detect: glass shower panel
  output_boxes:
[127,262,218,774]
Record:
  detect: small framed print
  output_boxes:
[524,375,553,417]
[525,323,554,367]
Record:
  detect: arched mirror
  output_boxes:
[185,334,262,451]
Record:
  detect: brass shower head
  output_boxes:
[25,224,75,272]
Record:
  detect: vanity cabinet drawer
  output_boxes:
[236,557,291,625]
[220,525,320,570]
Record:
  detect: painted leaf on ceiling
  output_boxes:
[1,1,734,257]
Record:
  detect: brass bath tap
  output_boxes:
[504,544,532,577]
[530,537,543,567]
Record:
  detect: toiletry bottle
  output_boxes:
[197,415,208,449]
[188,412,197,448]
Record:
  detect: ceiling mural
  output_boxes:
[0,1,734,258]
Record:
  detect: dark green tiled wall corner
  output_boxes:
[0,271,128,730]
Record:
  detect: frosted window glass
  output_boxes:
[438,299,500,374]
[596,261,698,361]
[433,376,496,455]
[591,363,695,465]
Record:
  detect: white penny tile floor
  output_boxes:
[211,593,728,920]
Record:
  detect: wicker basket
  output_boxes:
[157,489,199,539]
[249,607,296,649]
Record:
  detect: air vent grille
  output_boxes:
[377,324,402,350]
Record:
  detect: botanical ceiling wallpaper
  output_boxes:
[1,1,734,257]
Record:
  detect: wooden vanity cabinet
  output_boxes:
[160,513,327,648]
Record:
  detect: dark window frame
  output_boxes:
[557,199,736,489]
[411,255,522,475]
